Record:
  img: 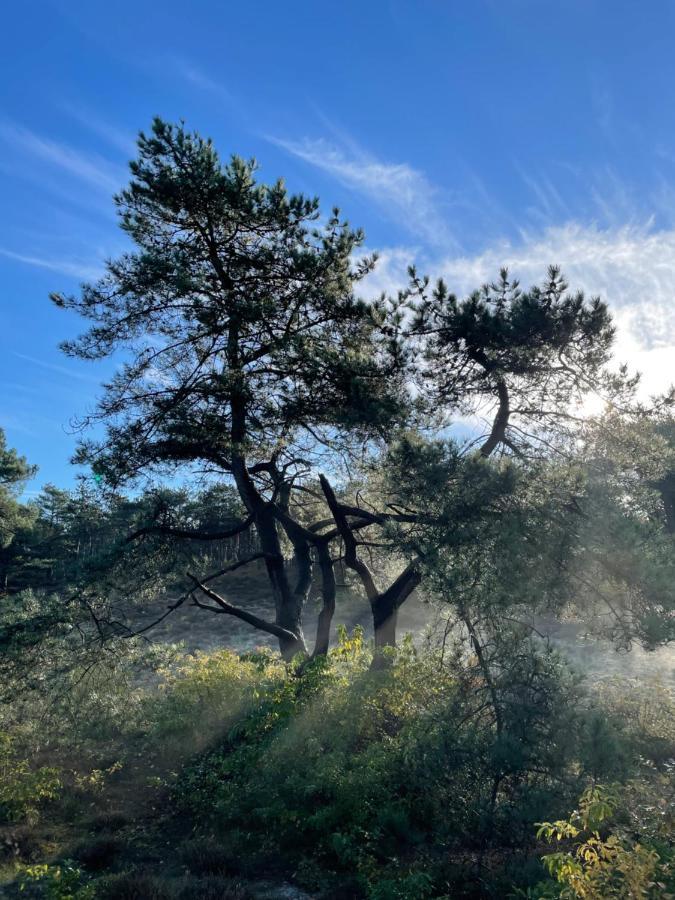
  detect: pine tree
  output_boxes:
[52,118,408,658]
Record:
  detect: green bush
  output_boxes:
[171,631,615,896]
[1,630,669,898]
[72,836,122,872]
[368,872,435,900]
[92,871,253,900]
[593,676,675,766]
[178,837,232,876]
[14,860,94,899]
[528,783,673,899]
[175,875,253,899]
[144,647,283,751]
[0,732,61,824]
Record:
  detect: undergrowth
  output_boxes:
[0,628,672,898]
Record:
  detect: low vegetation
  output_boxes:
[0,630,673,898]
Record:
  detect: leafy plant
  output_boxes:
[15,860,94,899]
[0,732,61,824]
[534,785,667,899]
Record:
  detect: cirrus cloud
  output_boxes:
[269,134,455,250]
[363,221,675,399]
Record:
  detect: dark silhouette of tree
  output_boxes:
[49,119,665,662]
[51,118,408,659]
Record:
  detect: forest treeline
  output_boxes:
[0,119,674,898]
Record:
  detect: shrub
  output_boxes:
[86,811,128,833]
[576,710,631,781]
[93,871,253,900]
[175,875,253,899]
[317,873,368,899]
[0,824,43,863]
[14,860,94,899]
[0,731,61,824]
[172,632,605,895]
[145,648,283,751]
[368,872,435,900]
[593,676,675,766]
[73,835,122,871]
[530,784,673,899]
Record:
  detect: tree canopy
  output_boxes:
[0,429,36,551]
[38,118,675,666]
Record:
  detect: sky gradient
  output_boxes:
[2,0,675,493]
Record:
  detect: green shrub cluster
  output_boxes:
[144,647,284,751]
[0,732,61,826]
[1,633,672,898]
[520,781,675,899]
[13,860,94,899]
[167,630,639,897]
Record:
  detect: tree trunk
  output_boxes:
[232,459,307,659]
[373,595,398,650]
[658,471,675,534]
[480,377,509,458]
[318,473,425,657]
[312,541,336,657]
[260,520,306,659]
[370,563,421,667]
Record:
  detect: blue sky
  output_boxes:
[2,0,675,493]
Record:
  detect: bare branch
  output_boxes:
[319,474,379,601]
[186,573,300,643]
[126,516,253,543]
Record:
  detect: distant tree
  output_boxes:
[569,404,675,648]
[0,478,266,702]
[0,430,37,594]
[0,429,36,550]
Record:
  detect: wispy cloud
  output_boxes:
[433,222,675,350]
[515,165,573,224]
[13,352,101,384]
[270,134,454,249]
[170,58,235,104]
[61,103,137,157]
[512,159,652,233]
[0,247,104,281]
[0,121,125,192]
[365,221,675,399]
